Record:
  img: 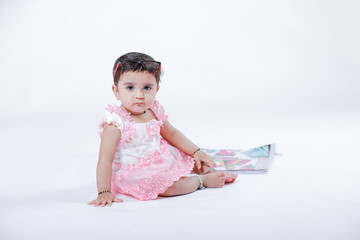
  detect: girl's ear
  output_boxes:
[112,85,120,100]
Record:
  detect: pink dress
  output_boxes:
[99,100,195,201]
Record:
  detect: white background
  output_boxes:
[0,1,359,240]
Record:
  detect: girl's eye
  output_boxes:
[144,86,152,91]
[126,86,134,91]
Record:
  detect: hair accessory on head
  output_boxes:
[114,62,120,77]
[113,59,162,78]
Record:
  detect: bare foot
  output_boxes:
[225,172,237,183]
[202,171,226,188]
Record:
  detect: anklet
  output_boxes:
[195,174,205,190]
[202,168,214,175]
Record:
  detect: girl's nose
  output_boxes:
[136,90,144,99]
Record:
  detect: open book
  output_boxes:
[201,143,276,174]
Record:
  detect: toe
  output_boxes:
[219,178,225,187]
[225,173,237,183]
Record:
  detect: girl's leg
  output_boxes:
[159,171,226,197]
[159,176,199,197]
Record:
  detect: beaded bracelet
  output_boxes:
[98,190,111,195]
[193,148,201,156]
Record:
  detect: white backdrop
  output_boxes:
[1,1,360,240]
[1,0,359,115]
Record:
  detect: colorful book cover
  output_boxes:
[201,144,276,174]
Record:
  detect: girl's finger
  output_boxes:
[196,159,201,169]
[94,199,102,207]
[206,156,216,168]
[113,198,123,202]
[211,160,216,168]
[194,159,199,169]
[203,157,215,168]
[205,157,213,164]
[204,161,211,167]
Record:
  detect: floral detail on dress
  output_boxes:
[150,100,168,123]
[99,105,136,146]
[105,105,131,122]
[146,119,161,138]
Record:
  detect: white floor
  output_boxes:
[0,108,359,240]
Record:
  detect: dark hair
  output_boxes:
[113,52,161,86]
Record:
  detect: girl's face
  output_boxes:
[112,71,159,114]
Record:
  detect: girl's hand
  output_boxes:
[194,150,216,170]
[88,192,123,207]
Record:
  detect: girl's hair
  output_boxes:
[113,52,161,86]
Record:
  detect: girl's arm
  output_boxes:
[160,120,216,170]
[88,124,123,207]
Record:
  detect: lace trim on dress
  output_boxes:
[150,100,169,123]
[98,105,136,146]
[111,139,195,201]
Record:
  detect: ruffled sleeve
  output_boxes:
[98,105,125,137]
[98,105,135,145]
[150,100,169,123]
